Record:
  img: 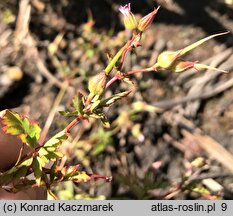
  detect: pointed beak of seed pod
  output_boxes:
[137,6,160,32]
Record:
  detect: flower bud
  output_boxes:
[119,3,138,30]
[138,6,160,32]
[88,71,107,96]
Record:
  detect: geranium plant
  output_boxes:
[0,3,228,199]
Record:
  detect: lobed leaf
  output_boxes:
[45,151,63,161]
[1,110,41,149]
[0,157,33,186]
[36,130,67,170]
[43,130,68,147]
[99,91,131,108]
[32,157,42,186]
[88,111,110,128]
[72,93,84,115]
[69,171,91,183]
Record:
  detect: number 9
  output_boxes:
[221,203,227,211]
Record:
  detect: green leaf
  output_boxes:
[38,130,67,166]
[37,155,47,167]
[122,77,135,86]
[1,110,41,148]
[49,163,56,183]
[45,146,57,152]
[32,157,42,186]
[59,91,85,117]
[88,113,102,119]
[40,155,49,165]
[0,158,33,185]
[43,130,68,147]
[99,91,131,108]
[46,151,63,161]
[20,157,33,167]
[72,93,84,115]
[100,114,110,128]
[68,171,91,183]
[88,111,110,128]
[38,147,48,156]
[53,151,64,158]
[14,166,28,181]
[90,99,101,111]
[0,173,13,185]
[59,111,80,117]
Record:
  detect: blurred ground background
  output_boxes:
[1,0,233,199]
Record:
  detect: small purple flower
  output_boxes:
[119,3,138,30]
[119,3,131,17]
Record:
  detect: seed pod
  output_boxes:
[155,51,179,69]
[154,32,229,71]
[168,60,195,73]
[138,6,160,32]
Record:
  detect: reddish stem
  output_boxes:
[105,76,118,89]
[120,47,131,69]
[65,115,88,133]
[65,117,81,133]
[105,67,153,89]
[119,33,140,70]
[125,67,153,75]
[88,174,112,182]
